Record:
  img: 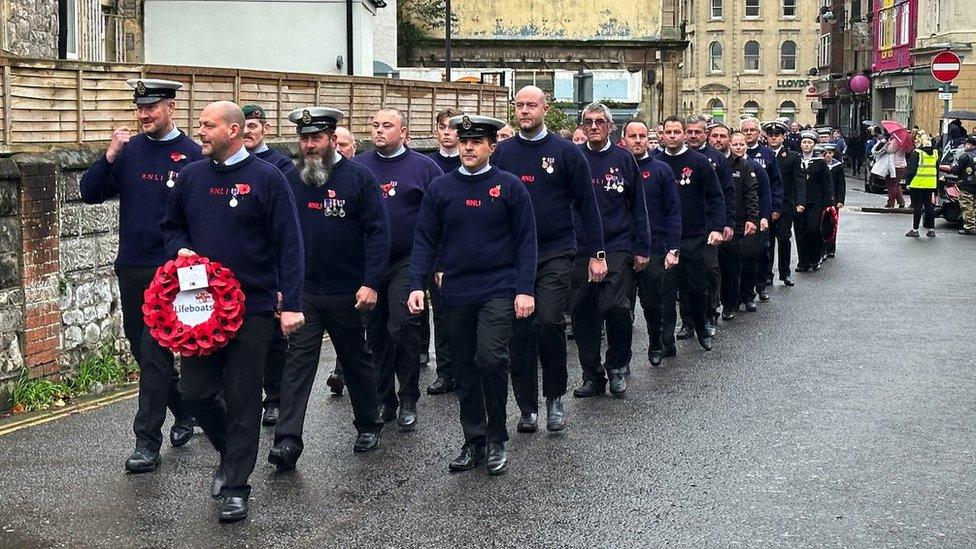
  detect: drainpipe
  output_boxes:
[346,0,354,75]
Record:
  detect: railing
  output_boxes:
[0,56,510,153]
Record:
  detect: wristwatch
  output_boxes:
[593,250,607,260]
[668,249,680,257]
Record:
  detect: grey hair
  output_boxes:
[739,117,761,130]
[685,114,708,128]
[582,102,615,129]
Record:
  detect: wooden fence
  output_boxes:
[0,56,511,153]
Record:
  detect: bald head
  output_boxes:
[515,85,547,106]
[198,100,245,162]
[514,85,550,136]
[334,126,357,159]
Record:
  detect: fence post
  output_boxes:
[2,65,11,147]
[76,69,84,144]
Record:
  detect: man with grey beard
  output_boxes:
[269,107,389,472]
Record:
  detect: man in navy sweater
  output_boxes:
[492,85,606,432]
[80,78,200,474]
[621,120,682,367]
[656,116,726,354]
[762,120,806,287]
[160,101,305,522]
[242,103,292,428]
[571,103,650,398]
[742,117,783,303]
[408,114,538,475]
[269,107,388,473]
[355,108,443,432]
[425,107,464,397]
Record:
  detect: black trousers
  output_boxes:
[718,235,742,311]
[510,251,573,414]
[910,189,935,230]
[768,208,795,281]
[443,298,513,446]
[795,206,824,266]
[738,232,763,303]
[681,245,720,322]
[634,254,669,357]
[428,278,453,381]
[179,314,274,499]
[571,251,634,383]
[367,258,422,408]
[275,292,381,456]
[664,236,708,345]
[263,325,286,408]
[114,265,189,453]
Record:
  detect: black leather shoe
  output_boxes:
[353,432,380,453]
[608,372,626,396]
[573,380,605,398]
[379,403,397,422]
[705,317,717,337]
[781,277,795,287]
[516,412,538,433]
[758,291,770,302]
[675,325,694,340]
[649,349,663,366]
[546,397,566,432]
[812,261,822,271]
[697,335,713,351]
[125,449,161,474]
[721,310,735,321]
[397,401,417,432]
[268,441,301,471]
[449,444,485,472]
[261,406,279,427]
[210,466,226,499]
[795,264,810,272]
[426,376,455,395]
[662,345,676,358]
[486,442,508,475]
[170,420,194,447]
[744,300,758,312]
[764,275,774,286]
[218,496,248,523]
[326,373,344,396]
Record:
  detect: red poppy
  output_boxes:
[641,170,651,179]
[235,183,251,195]
[328,189,336,198]
[170,152,187,162]
[681,167,693,178]
[489,185,501,198]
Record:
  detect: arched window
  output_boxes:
[778,100,797,117]
[780,40,797,71]
[744,41,761,72]
[743,100,761,118]
[710,42,724,73]
[707,98,726,123]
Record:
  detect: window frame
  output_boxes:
[744,0,761,19]
[709,41,725,73]
[744,40,761,72]
[711,0,723,19]
[780,40,797,72]
[781,0,796,18]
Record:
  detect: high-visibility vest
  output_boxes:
[909,149,938,189]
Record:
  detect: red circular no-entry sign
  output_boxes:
[932,51,961,83]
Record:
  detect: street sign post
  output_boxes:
[932,51,962,137]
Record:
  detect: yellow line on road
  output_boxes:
[0,387,138,437]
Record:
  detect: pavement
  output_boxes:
[1,177,974,548]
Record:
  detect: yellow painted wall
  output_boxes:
[436,0,663,40]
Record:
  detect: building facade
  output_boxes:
[1,0,141,62]
[679,0,820,125]
[911,0,976,134]
[869,0,917,127]
[813,0,874,134]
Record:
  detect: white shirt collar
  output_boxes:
[747,143,760,150]
[459,162,492,176]
[148,124,180,142]
[439,148,459,158]
[332,151,343,165]
[519,126,549,141]
[377,144,407,158]
[587,140,612,152]
[637,152,650,161]
[252,142,270,154]
[663,145,689,156]
[220,145,250,166]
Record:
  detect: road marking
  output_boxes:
[0,387,138,437]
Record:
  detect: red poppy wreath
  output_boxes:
[142,255,245,357]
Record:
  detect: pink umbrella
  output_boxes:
[881,120,913,152]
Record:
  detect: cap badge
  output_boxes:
[136,81,147,96]
[301,110,312,125]
[461,116,472,130]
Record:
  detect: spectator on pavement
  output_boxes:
[871,130,907,208]
[942,135,976,235]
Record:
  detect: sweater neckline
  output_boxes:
[455,166,497,182]
[212,154,256,173]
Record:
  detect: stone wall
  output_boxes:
[4,0,58,58]
[0,159,23,378]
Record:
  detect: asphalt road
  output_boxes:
[1,177,974,548]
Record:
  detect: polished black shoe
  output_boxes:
[758,291,770,302]
[210,466,226,499]
[795,264,810,272]
[426,376,455,395]
[649,349,663,366]
[780,277,795,287]
[662,345,676,358]
[721,310,735,321]
[353,432,380,453]
[397,401,417,432]
[218,496,248,523]
[516,412,538,433]
[125,449,161,474]
[448,444,485,472]
[486,442,508,476]
[573,380,605,398]
[261,406,279,427]
[675,325,694,340]
[326,373,344,396]
[812,261,822,271]
[170,420,195,447]
[744,300,758,312]
[697,335,714,351]
[608,372,627,396]
[268,441,301,471]
[958,228,976,235]
[379,403,397,423]
[546,397,566,432]
[705,316,717,338]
